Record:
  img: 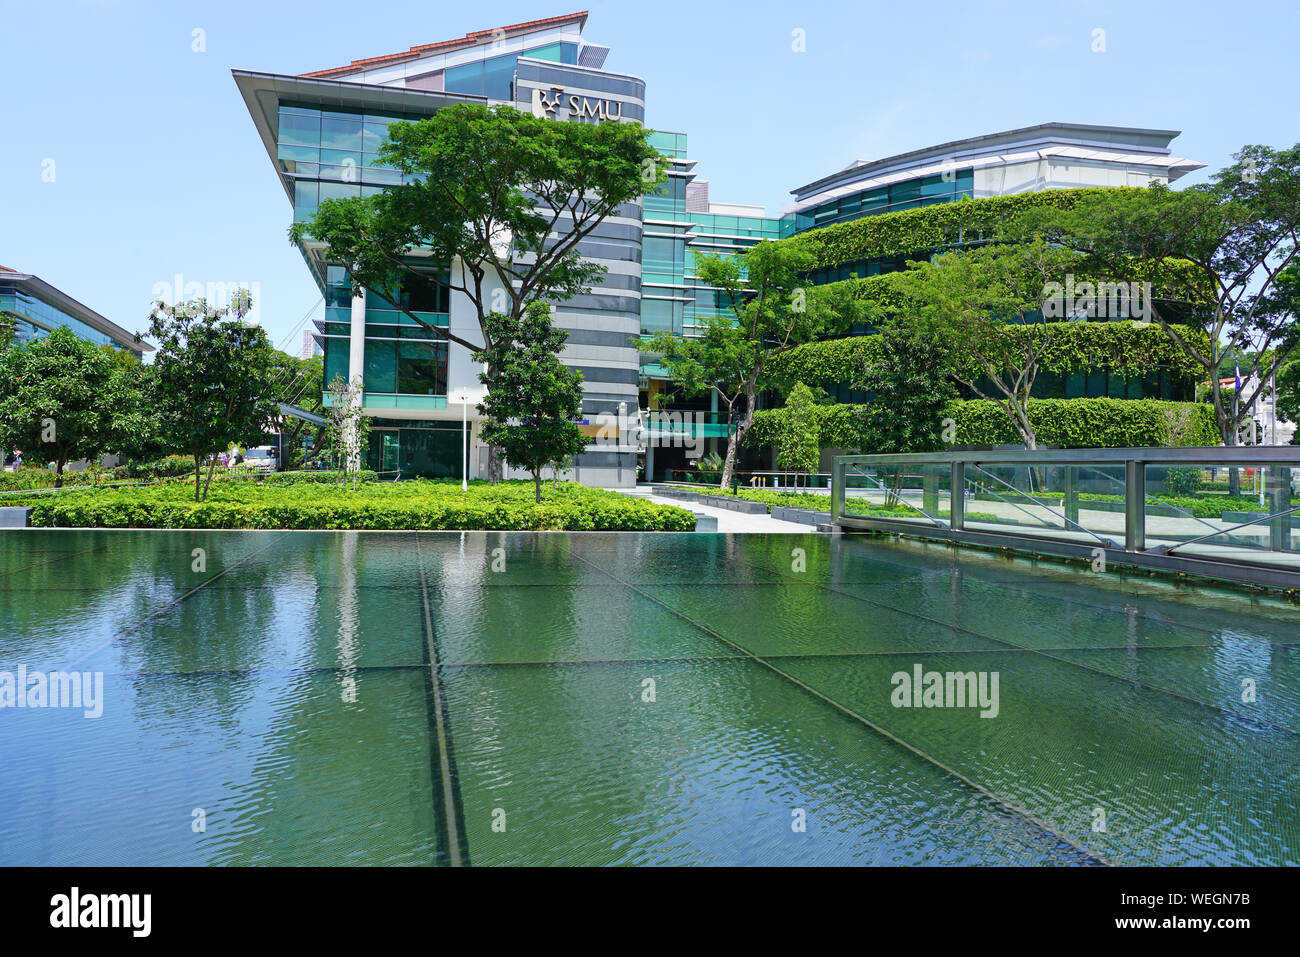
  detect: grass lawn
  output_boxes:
[0,478,696,531]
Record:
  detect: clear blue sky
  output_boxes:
[3,0,1297,354]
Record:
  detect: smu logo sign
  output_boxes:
[531,87,624,122]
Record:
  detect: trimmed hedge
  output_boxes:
[1,479,696,531]
[748,397,1221,450]
[762,322,1209,396]
[785,188,1209,290]
[948,397,1221,448]
[258,470,378,485]
[1074,493,1290,519]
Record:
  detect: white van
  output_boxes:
[239,447,277,473]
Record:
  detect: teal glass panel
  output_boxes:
[320,116,363,151]
[523,42,562,62]
[484,55,516,99]
[278,112,320,148]
[397,426,465,477]
[445,61,484,96]
[293,180,318,221]
[364,339,397,393]
[397,342,447,396]
[322,337,350,385]
[319,181,361,202]
[278,144,319,164]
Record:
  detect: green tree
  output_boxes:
[856,311,959,502]
[323,374,372,486]
[475,303,587,503]
[290,103,668,479]
[775,381,821,484]
[0,327,143,486]
[98,343,141,374]
[267,350,325,469]
[0,310,18,350]
[145,293,278,501]
[639,241,839,488]
[891,238,1079,450]
[1277,355,1300,425]
[1013,145,1300,447]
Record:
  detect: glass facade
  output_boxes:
[317,265,452,402]
[444,42,576,98]
[779,168,974,237]
[278,104,414,224]
[640,131,781,342]
[0,281,138,353]
[364,418,468,478]
[277,42,580,225]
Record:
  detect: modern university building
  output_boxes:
[0,265,149,358]
[235,11,1204,486]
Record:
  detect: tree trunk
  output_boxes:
[488,445,504,484]
[55,456,65,489]
[719,373,760,490]
[194,455,203,503]
[1012,399,1037,450]
[719,434,739,491]
[201,456,219,502]
[534,471,542,503]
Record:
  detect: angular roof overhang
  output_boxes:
[1,270,152,352]
[300,11,589,79]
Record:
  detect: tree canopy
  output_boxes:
[0,327,143,486]
[638,241,842,487]
[1009,144,1300,445]
[144,294,278,501]
[475,303,587,502]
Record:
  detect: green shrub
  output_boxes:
[1160,466,1203,497]
[258,470,378,486]
[1074,492,1292,519]
[123,454,196,478]
[750,397,1220,451]
[762,323,1209,397]
[0,479,696,531]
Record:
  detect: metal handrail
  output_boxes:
[1151,504,1300,555]
[832,447,1300,590]
[837,446,1300,466]
[845,463,948,529]
[966,463,1118,548]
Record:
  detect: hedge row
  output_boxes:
[784,188,1208,287]
[2,480,696,531]
[762,322,1210,395]
[748,397,1221,450]
[258,470,378,485]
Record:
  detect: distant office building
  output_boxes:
[301,327,323,360]
[779,122,1204,238]
[0,265,149,358]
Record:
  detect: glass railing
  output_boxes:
[833,448,1300,589]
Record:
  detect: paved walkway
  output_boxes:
[612,487,815,534]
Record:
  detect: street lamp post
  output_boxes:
[450,387,486,492]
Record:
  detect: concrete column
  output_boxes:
[347,290,367,472]
[1125,460,1145,551]
[348,289,366,384]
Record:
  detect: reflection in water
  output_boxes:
[0,529,1296,865]
[337,531,360,705]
